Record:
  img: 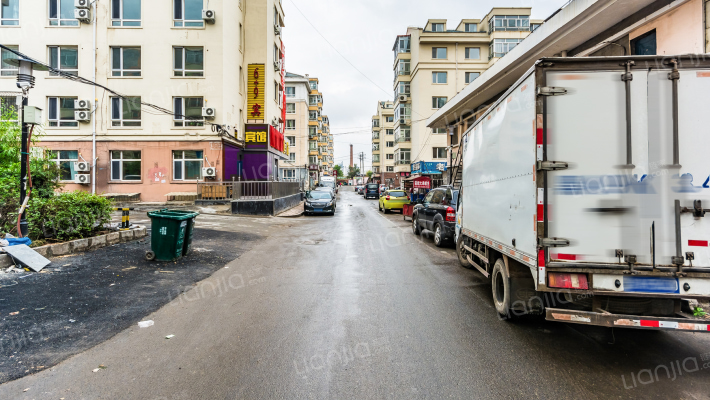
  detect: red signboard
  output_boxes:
[280,41,286,135]
[412,176,431,189]
[269,125,284,153]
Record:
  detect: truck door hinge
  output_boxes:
[540,237,570,248]
[537,161,569,171]
[537,86,567,96]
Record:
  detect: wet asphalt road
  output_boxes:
[1,189,710,399]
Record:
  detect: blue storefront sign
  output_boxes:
[411,161,447,175]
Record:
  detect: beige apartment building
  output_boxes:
[281,72,332,186]
[0,0,287,202]
[370,100,396,186]
[389,9,542,186]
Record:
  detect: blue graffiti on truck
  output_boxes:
[555,174,708,196]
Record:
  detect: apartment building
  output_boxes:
[390,9,542,186]
[370,101,397,187]
[280,72,310,183]
[0,0,287,202]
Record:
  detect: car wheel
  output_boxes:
[412,214,421,236]
[456,235,472,268]
[434,223,444,247]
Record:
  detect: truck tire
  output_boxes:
[412,214,421,235]
[434,223,444,247]
[492,259,514,319]
[456,235,472,268]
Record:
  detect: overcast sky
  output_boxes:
[281,0,565,172]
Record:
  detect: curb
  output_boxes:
[0,226,148,268]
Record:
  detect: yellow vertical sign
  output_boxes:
[247,64,265,121]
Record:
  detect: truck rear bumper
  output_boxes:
[546,308,710,332]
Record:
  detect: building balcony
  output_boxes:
[395,135,411,143]
[309,150,318,155]
[372,150,380,155]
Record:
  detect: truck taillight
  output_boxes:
[548,272,589,290]
[446,206,456,222]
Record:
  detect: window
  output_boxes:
[466,72,480,84]
[309,141,317,150]
[309,156,317,164]
[309,95,318,105]
[286,136,296,146]
[489,39,523,59]
[372,143,379,151]
[386,129,393,135]
[433,147,447,158]
[386,166,394,172]
[396,36,410,54]
[49,46,78,76]
[0,96,18,121]
[309,111,318,121]
[111,47,141,77]
[395,103,411,120]
[395,82,410,99]
[47,97,77,127]
[430,23,444,32]
[173,47,203,77]
[289,153,296,162]
[49,0,79,26]
[530,23,541,32]
[172,150,203,180]
[432,72,447,84]
[432,97,447,109]
[286,120,295,130]
[372,119,379,127]
[275,82,280,102]
[283,169,295,179]
[309,126,317,137]
[386,116,394,123]
[465,47,480,59]
[286,103,295,114]
[173,0,203,28]
[386,141,394,148]
[309,81,317,90]
[396,149,410,164]
[273,45,280,65]
[488,15,529,34]
[286,86,295,98]
[396,59,410,76]
[432,47,447,59]
[372,154,380,163]
[464,23,477,32]
[173,97,204,127]
[112,0,141,27]
[111,150,141,181]
[395,126,410,143]
[386,154,394,160]
[433,128,447,134]
[1,0,19,25]
[631,30,657,56]
[50,150,79,181]
[111,96,141,127]
[1,45,18,76]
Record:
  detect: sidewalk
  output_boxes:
[277,201,304,217]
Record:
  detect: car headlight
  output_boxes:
[327,201,333,206]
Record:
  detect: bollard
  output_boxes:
[113,208,135,230]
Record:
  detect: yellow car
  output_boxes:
[378,190,410,213]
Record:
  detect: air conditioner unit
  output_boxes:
[202,107,216,118]
[74,99,91,110]
[202,10,216,24]
[202,167,217,177]
[398,95,409,102]
[271,117,279,127]
[74,8,91,23]
[274,24,281,35]
[399,118,411,125]
[75,0,90,8]
[75,110,91,122]
[74,161,91,172]
[273,61,280,71]
[74,174,90,185]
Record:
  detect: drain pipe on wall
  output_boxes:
[92,0,98,194]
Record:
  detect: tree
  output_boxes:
[333,165,344,177]
[347,166,360,179]
[366,170,373,178]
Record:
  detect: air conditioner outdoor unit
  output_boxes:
[202,10,216,24]
[74,174,90,185]
[273,61,280,71]
[74,8,91,23]
[398,95,409,102]
[202,167,217,177]
[202,107,216,118]
[75,0,90,8]
[75,110,91,122]
[74,161,91,172]
[274,24,281,35]
[271,117,279,127]
[74,99,91,110]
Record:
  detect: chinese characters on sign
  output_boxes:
[245,129,267,143]
[413,177,431,189]
[247,64,265,121]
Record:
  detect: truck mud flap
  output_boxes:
[546,308,710,332]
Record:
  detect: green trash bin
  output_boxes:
[158,210,199,256]
[145,210,197,262]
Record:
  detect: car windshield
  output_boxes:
[308,192,332,200]
[388,191,407,197]
[367,184,378,189]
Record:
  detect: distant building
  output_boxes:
[371,100,396,186]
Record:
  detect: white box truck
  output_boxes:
[455,56,710,331]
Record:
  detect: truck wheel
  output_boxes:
[434,223,444,247]
[412,214,421,235]
[456,235,472,268]
[492,259,514,319]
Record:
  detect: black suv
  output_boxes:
[364,183,379,199]
[411,186,459,247]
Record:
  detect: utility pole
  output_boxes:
[350,144,353,168]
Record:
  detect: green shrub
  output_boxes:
[27,191,113,241]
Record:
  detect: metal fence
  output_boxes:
[197,181,302,201]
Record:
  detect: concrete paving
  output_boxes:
[1,190,709,399]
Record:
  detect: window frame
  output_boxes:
[432,147,447,159]
[1,45,19,76]
[286,103,295,114]
[285,86,296,98]
[465,47,480,60]
[111,0,141,27]
[430,23,444,32]
[432,71,447,84]
[50,150,79,181]
[48,45,78,76]
[49,0,79,26]
[111,96,142,127]
[173,46,204,77]
[431,47,447,59]
[286,120,296,130]
[47,96,78,128]
[173,0,204,28]
[172,150,204,181]
[110,150,142,181]
[432,97,447,109]
[386,141,394,148]
[465,72,480,84]
[173,97,204,127]
[111,46,141,77]
[1,0,19,26]
[464,23,477,32]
